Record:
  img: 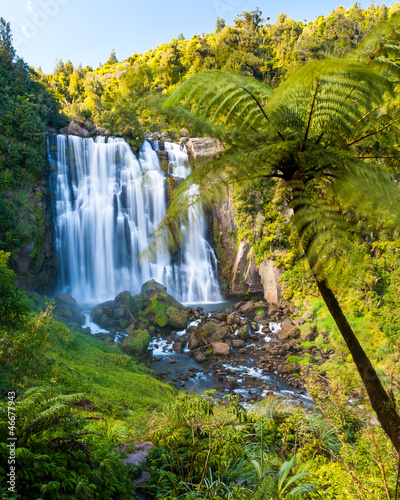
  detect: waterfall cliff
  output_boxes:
[48,135,221,305]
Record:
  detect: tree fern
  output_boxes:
[160,11,400,453]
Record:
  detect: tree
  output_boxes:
[162,13,400,452]
[0,17,15,64]
[105,49,118,66]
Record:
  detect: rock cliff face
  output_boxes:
[184,135,285,304]
[228,236,283,304]
[214,192,284,304]
[10,179,58,293]
[185,137,224,160]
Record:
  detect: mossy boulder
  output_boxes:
[144,297,168,327]
[193,320,230,346]
[91,281,188,335]
[166,306,189,329]
[141,280,167,296]
[122,329,151,358]
[299,323,317,342]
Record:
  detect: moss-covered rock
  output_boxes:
[122,329,151,358]
[299,323,317,342]
[166,306,189,329]
[91,281,188,335]
[193,320,230,346]
[144,297,168,327]
[141,280,167,296]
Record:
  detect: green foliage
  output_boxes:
[146,391,400,499]
[0,252,51,393]
[0,251,29,330]
[0,21,66,255]
[0,385,135,499]
[38,4,396,141]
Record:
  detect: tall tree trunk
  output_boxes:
[316,278,400,453]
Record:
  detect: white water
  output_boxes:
[49,135,222,305]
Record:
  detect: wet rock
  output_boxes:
[173,341,184,353]
[194,351,207,363]
[188,331,201,350]
[227,313,240,325]
[54,294,85,325]
[141,280,167,296]
[232,339,246,348]
[211,342,230,356]
[237,324,249,340]
[194,320,230,345]
[56,294,77,306]
[227,378,238,390]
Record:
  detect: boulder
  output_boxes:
[185,137,224,159]
[90,282,188,334]
[232,339,246,348]
[194,351,207,363]
[188,331,200,350]
[227,313,240,325]
[237,324,249,340]
[194,320,230,345]
[173,341,184,353]
[141,280,167,296]
[167,306,189,329]
[277,362,297,375]
[211,342,230,356]
[296,310,314,325]
[54,294,84,325]
[68,121,90,138]
[55,293,77,306]
[122,329,151,358]
[281,318,299,338]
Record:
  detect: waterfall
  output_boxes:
[48,135,222,305]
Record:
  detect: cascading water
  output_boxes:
[48,135,222,305]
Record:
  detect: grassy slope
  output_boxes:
[43,319,174,434]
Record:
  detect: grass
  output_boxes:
[43,319,174,434]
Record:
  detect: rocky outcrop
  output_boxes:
[58,120,109,138]
[90,280,189,338]
[67,121,90,138]
[231,240,251,294]
[228,239,283,303]
[185,137,224,160]
[213,188,237,288]
[259,260,284,304]
[10,181,57,293]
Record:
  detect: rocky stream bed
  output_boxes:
[53,280,332,406]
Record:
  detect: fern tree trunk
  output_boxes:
[315,278,400,453]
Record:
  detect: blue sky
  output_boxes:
[1,0,395,73]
